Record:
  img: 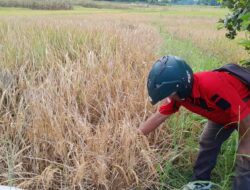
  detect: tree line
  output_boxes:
[0,0,73,10]
[0,0,220,8]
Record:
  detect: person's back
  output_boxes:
[159,71,250,128]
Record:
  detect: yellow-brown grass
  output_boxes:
[161,16,249,63]
[0,7,249,190]
[0,15,171,189]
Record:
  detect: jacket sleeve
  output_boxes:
[159,98,181,115]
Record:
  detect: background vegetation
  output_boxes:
[219,0,250,63]
[0,2,249,190]
[0,0,73,10]
[0,0,221,10]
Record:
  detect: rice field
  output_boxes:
[0,4,248,190]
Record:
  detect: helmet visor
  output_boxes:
[148,80,180,105]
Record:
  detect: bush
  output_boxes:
[219,0,250,62]
[0,0,73,10]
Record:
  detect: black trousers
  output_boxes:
[192,120,235,180]
[192,120,250,190]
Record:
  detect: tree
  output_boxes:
[219,0,250,63]
[197,0,220,5]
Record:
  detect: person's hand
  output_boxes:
[137,128,144,135]
[161,97,171,104]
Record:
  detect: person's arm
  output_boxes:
[138,111,169,135]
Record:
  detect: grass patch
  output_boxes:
[156,21,222,71]
[0,5,245,189]
[0,5,229,17]
[0,15,163,189]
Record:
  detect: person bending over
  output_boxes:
[138,55,250,190]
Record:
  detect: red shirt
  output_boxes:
[159,71,250,127]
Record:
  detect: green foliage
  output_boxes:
[219,0,250,58]
[0,0,73,10]
[197,0,220,5]
[75,0,138,9]
[169,0,220,5]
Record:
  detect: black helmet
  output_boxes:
[147,55,193,105]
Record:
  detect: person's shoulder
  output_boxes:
[194,71,219,83]
[194,71,217,78]
[194,71,223,90]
